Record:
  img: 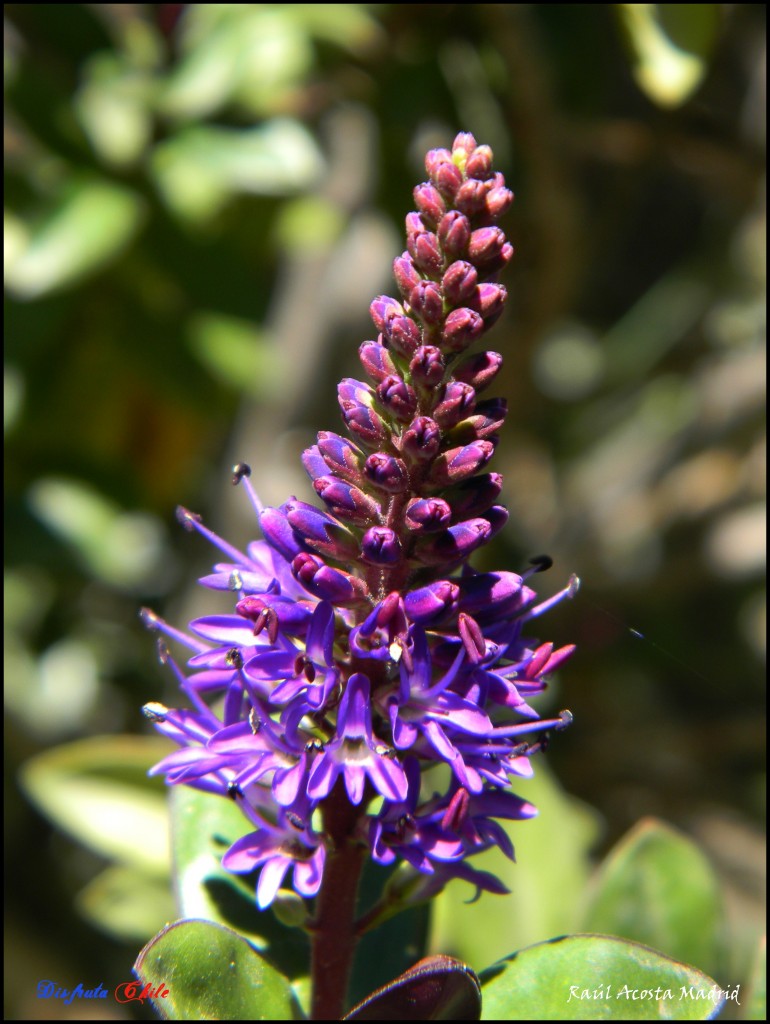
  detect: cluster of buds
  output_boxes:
[143,133,577,912]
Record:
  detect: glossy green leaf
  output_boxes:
[430,763,600,968]
[480,934,726,1020]
[345,956,481,1021]
[77,864,176,942]
[170,786,309,981]
[20,735,173,875]
[4,180,143,298]
[134,919,301,1020]
[617,4,720,107]
[581,818,725,979]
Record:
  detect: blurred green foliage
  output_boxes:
[4,4,765,1019]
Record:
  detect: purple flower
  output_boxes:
[143,134,577,913]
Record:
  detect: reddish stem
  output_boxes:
[310,783,367,1020]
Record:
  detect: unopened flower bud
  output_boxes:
[408,229,443,278]
[413,183,446,227]
[442,261,478,307]
[453,351,503,393]
[404,579,460,624]
[338,379,389,447]
[313,476,380,524]
[414,517,493,565]
[428,440,494,486]
[455,397,507,440]
[383,314,421,357]
[452,132,478,166]
[259,506,305,561]
[370,295,404,334]
[291,553,368,604]
[359,340,397,384]
[465,144,494,180]
[376,376,418,422]
[361,527,402,566]
[409,346,445,387]
[482,504,509,538]
[364,452,409,493]
[405,497,452,532]
[316,431,364,484]
[408,281,444,326]
[448,472,503,518]
[437,211,471,257]
[442,307,485,353]
[433,381,476,428]
[433,161,463,200]
[486,185,514,219]
[455,178,490,217]
[472,283,507,325]
[393,253,422,300]
[401,416,441,461]
[468,227,507,266]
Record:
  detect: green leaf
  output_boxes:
[187,313,284,399]
[480,935,726,1020]
[580,819,725,979]
[4,179,143,298]
[617,4,721,108]
[430,763,600,968]
[77,864,177,942]
[170,786,309,981]
[27,476,166,589]
[134,919,302,1020]
[744,936,766,1021]
[151,120,324,222]
[20,735,173,875]
[345,956,481,1021]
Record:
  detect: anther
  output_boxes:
[232,462,252,485]
[225,648,243,669]
[528,554,553,573]
[142,701,169,722]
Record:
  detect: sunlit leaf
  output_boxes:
[430,763,600,968]
[20,735,173,875]
[744,935,766,1021]
[134,919,301,1020]
[617,4,720,107]
[77,864,176,942]
[170,786,309,981]
[28,476,167,589]
[480,934,726,1020]
[187,313,284,398]
[151,120,324,222]
[580,818,725,979]
[4,180,143,298]
[345,956,481,1021]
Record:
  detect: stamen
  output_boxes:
[175,505,251,566]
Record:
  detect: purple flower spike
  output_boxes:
[143,133,577,917]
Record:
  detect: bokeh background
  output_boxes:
[4,4,765,1020]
